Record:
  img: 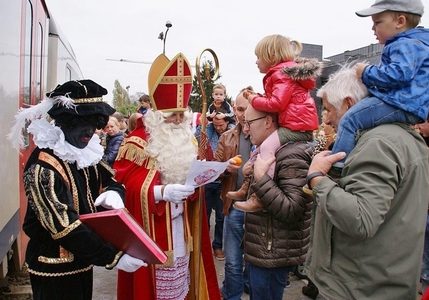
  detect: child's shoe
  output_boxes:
[227,177,250,200]
[233,194,263,213]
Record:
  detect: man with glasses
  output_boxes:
[242,103,313,300]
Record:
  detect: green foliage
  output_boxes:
[188,60,232,113]
[112,80,137,117]
[116,103,139,117]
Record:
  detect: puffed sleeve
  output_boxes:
[23,163,121,267]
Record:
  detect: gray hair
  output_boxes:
[317,63,368,110]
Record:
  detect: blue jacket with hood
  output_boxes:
[362,27,429,120]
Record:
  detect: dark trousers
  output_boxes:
[30,269,93,300]
[204,181,224,250]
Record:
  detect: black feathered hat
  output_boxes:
[8,79,115,149]
[47,79,115,118]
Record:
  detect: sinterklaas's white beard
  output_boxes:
[144,110,197,184]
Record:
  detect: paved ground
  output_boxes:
[2,258,423,300]
[91,264,309,300]
[1,211,423,300]
[0,211,311,300]
[89,210,312,300]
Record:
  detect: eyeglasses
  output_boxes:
[244,115,266,127]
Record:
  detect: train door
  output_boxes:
[15,0,49,266]
[0,0,23,278]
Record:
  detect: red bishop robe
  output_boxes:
[113,118,220,300]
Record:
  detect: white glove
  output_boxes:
[114,254,147,272]
[94,191,124,209]
[163,184,195,203]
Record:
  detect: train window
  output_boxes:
[35,22,43,101]
[23,0,33,105]
[22,0,34,148]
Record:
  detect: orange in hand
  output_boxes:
[230,155,242,166]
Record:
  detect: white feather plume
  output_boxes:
[7,94,80,150]
[7,98,55,150]
[54,94,76,110]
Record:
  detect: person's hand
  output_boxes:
[217,113,226,119]
[94,191,124,209]
[243,89,255,100]
[163,184,195,203]
[355,63,368,80]
[208,111,216,119]
[308,151,346,175]
[226,158,242,173]
[114,254,147,272]
[253,154,275,181]
[248,94,257,103]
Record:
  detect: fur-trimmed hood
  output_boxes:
[282,57,322,80]
[281,57,322,90]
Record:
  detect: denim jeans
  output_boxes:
[204,181,224,250]
[422,214,429,293]
[333,96,421,162]
[221,207,248,300]
[248,263,293,300]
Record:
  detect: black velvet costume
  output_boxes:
[10,79,124,299]
[23,147,124,300]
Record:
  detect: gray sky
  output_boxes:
[45,0,429,102]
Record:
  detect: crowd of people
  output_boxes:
[8,0,429,299]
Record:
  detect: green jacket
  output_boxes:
[305,124,429,300]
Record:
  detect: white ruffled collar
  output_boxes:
[27,119,104,169]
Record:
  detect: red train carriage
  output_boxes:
[0,0,82,279]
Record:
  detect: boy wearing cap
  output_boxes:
[9,80,146,300]
[330,0,429,170]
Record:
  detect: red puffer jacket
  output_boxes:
[252,58,320,131]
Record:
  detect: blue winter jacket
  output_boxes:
[103,132,124,166]
[362,27,429,120]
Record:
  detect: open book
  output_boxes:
[80,209,167,264]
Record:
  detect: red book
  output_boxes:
[80,209,167,264]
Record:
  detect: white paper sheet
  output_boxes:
[185,159,229,187]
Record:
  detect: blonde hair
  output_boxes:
[108,116,120,128]
[255,34,303,67]
[390,11,421,28]
[213,83,226,94]
[128,112,142,132]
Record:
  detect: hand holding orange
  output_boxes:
[230,155,242,166]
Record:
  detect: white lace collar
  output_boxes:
[27,119,104,169]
